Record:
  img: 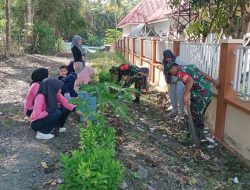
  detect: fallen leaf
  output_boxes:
[200,152,210,160]
[41,161,48,169]
[43,179,53,186]
[188,177,197,185]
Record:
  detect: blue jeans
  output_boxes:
[169,76,185,116]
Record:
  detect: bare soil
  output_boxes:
[0,54,250,190]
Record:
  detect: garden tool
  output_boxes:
[186,106,200,148]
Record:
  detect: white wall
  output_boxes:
[206,98,250,161]
[121,24,139,37]
[121,20,170,37]
[205,97,217,132]
[149,20,170,37]
[224,105,250,160]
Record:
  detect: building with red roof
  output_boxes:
[117,0,172,37]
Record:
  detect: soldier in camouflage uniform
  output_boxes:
[109,64,149,104]
[165,63,218,138]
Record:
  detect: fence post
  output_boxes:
[173,39,183,56]
[123,37,126,57]
[132,38,136,64]
[115,40,118,52]
[118,39,120,53]
[151,38,157,83]
[127,37,130,62]
[215,39,243,140]
[140,38,144,66]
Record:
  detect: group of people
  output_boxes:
[23,33,217,142]
[109,50,218,140]
[24,35,94,140]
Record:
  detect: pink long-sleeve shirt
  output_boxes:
[24,82,40,114]
[30,93,76,124]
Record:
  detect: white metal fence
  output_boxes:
[143,40,152,59]
[233,46,250,100]
[124,39,128,49]
[156,41,173,62]
[135,39,140,54]
[180,42,220,80]
[129,38,133,51]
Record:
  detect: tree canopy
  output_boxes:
[168,0,250,41]
[0,0,139,55]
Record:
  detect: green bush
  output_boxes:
[60,60,136,189]
[104,29,122,44]
[55,37,65,53]
[99,70,115,83]
[33,22,56,54]
[79,82,134,122]
[85,33,103,47]
[79,121,115,153]
[60,148,124,190]
[60,113,124,190]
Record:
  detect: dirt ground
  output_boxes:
[0,54,250,190]
[0,55,80,190]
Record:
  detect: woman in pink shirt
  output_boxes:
[24,68,49,117]
[30,78,82,140]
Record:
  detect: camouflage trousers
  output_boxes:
[190,92,213,129]
[124,77,143,97]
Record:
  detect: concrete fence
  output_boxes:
[116,37,250,161]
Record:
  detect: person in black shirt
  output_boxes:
[70,35,86,74]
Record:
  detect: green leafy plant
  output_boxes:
[33,22,56,54]
[104,29,122,44]
[79,82,134,122]
[60,52,136,190]
[60,113,124,190]
[61,83,130,190]
[99,70,115,83]
[79,119,116,153]
[60,148,124,190]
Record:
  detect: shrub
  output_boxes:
[33,22,56,54]
[104,29,122,44]
[98,70,115,83]
[79,120,115,153]
[60,113,124,190]
[55,37,65,53]
[60,148,124,190]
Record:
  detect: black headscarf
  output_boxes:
[31,68,49,85]
[163,50,176,62]
[39,78,63,113]
[162,50,176,84]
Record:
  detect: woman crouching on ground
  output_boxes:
[30,78,82,139]
[24,68,49,117]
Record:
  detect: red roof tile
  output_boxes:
[117,0,171,27]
